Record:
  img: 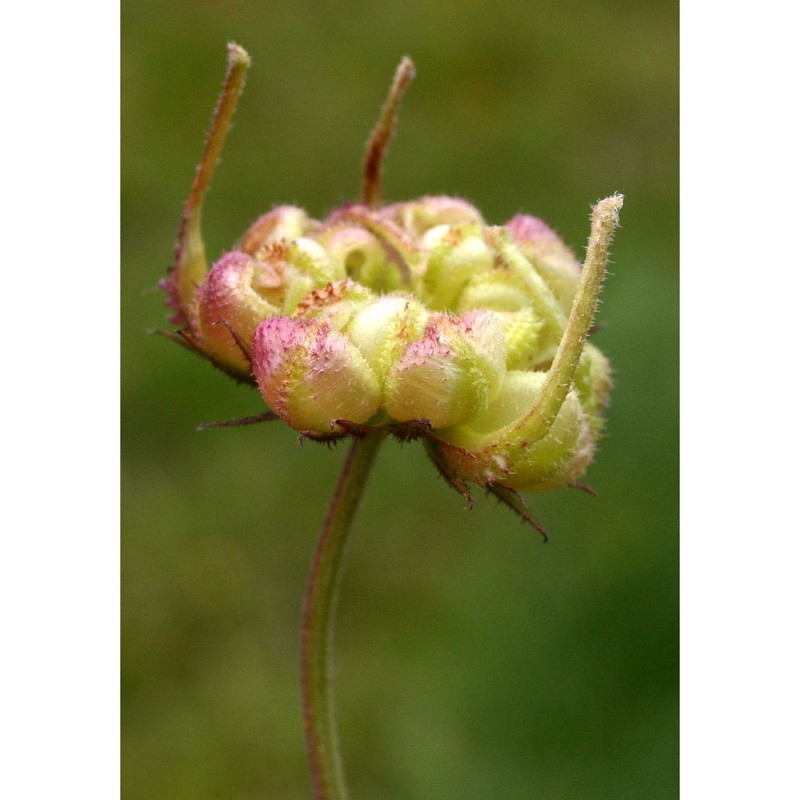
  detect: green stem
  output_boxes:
[301,432,386,800]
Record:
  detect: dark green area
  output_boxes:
[122,2,677,797]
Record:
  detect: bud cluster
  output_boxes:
[161,45,622,502]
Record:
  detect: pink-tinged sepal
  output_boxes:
[437,371,595,492]
[324,204,423,282]
[385,309,506,429]
[418,223,495,309]
[315,225,402,292]
[574,343,613,434]
[380,196,484,238]
[239,206,318,256]
[195,251,279,378]
[292,279,375,332]
[505,214,582,314]
[252,317,381,434]
[435,195,625,492]
[346,295,429,387]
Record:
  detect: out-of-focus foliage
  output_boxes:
[122,1,677,798]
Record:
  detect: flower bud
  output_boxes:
[252,317,381,433]
[419,223,495,310]
[385,310,506,428]
[506,215,582,315]
[574,343,613,433]
[163,46,625,527]
[293,279,375,332]
[346,294,429,385]
[278,237,347,314]
[289,237,344,284]
[194,238,351,379]
[316,226,402,293]
[438,370,594,492]
[195,251,279,376]
[239,205,317,255]
[456,271,545,370]
[495,309,545,371]
[380,195,484,238]
[488,228,574,366]
[436,195,625,491]
[324,204,424,281]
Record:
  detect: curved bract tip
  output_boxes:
[165,43,252,330]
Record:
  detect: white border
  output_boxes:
[4,0,800,796]
[681,1,799,797]
[1,3,120,797]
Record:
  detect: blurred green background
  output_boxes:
[122,1,677,798]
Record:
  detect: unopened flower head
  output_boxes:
[161,44,622,511]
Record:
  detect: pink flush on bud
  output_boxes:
[252,317,381,433]
[195,251,276,375]
[505,214,561,243]
[386,309,506,429]
[505,214,583,315]
[239,205,317,256]
[379,195,485,238]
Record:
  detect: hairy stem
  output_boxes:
[361,57,416,208]
[509,194,623,442]
[173,43,250,318]
[301,433,386,800]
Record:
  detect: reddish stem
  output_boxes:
[300,433,386,800]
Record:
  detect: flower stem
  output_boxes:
[301,432,386,800]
